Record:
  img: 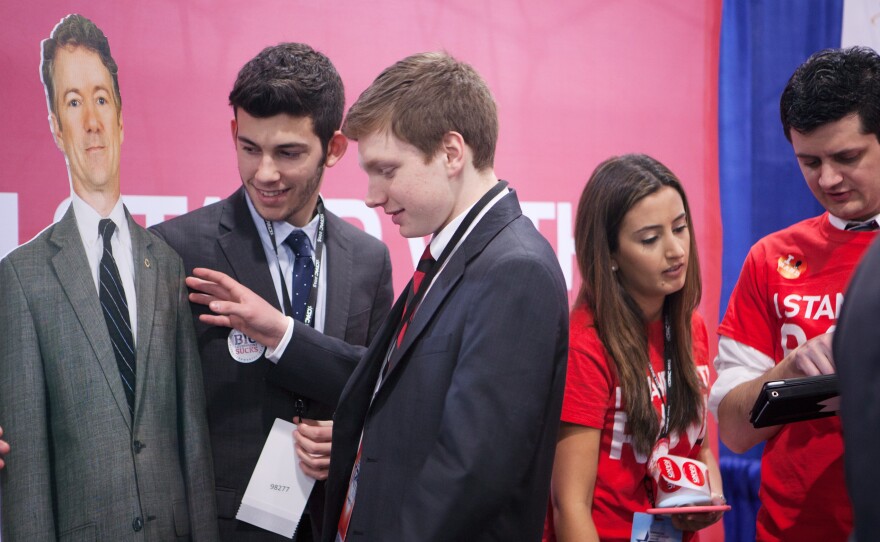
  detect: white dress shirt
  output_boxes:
[71,193,138,345]
[242,194,328,361]
[422,185,510,295]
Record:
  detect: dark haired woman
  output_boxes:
[546,154,724,541]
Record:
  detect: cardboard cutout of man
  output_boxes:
[0,14,218,541]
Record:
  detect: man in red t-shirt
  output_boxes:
[709,46,880,541]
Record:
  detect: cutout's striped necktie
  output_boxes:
[99,219,136,414]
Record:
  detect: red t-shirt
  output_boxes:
[718,214,874,541]
[544,305,711,542]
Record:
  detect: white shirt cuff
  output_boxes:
[708,336,775,417]
[265,316,295,364]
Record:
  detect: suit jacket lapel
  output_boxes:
[385,191,522,381]
[217,188,281,311]
[322,210,353,339]
[335,291,406,432]
[327,188,523,507]
[50,206,133,429]
[327,291,404,515]
[129,211,155,420]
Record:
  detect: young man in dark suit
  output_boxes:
[189,51,569,542]
[150,43,393,542]
[835,236,880,542]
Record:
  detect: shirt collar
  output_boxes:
[71,191,128,246]
[244,191,320,250]
[827,211,880,231]
[427,185,509,259]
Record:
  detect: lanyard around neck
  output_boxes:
[647,306,674,438]
[398,180,508,328]
[264,198,326,327]
[376,181,509,395]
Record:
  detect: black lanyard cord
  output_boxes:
[644,304,675,506]
[264,198,326,328]
[647,306,674,438]
[398,180,509,327]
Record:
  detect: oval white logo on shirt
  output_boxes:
[227,328,265,363]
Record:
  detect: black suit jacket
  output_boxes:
[306,190,568,541]
[151,187,393,541]
[833,235,880,542]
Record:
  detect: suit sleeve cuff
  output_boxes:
[265,316,295,364]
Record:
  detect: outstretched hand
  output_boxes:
[186,267,289,349]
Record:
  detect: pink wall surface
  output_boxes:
[0,2,724,538]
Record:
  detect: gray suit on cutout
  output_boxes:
[0,205,219,541]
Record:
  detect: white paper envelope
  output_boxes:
[236,418,317,538]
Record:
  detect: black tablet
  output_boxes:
[749,374,839,428]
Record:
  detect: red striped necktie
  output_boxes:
[337,248,437,541]
[396,245,436,348]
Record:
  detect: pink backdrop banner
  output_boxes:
[0,2,723,537]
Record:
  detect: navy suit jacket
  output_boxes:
[151,187,393,541]
[306,189,569,541]
[833,236,880,542]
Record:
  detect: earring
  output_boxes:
[611,264,618,272]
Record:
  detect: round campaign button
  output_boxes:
[227,329,265,363]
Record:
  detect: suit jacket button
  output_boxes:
[133,516,143,531]
[133,440,145,453]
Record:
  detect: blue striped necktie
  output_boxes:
[99,219,136,414]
